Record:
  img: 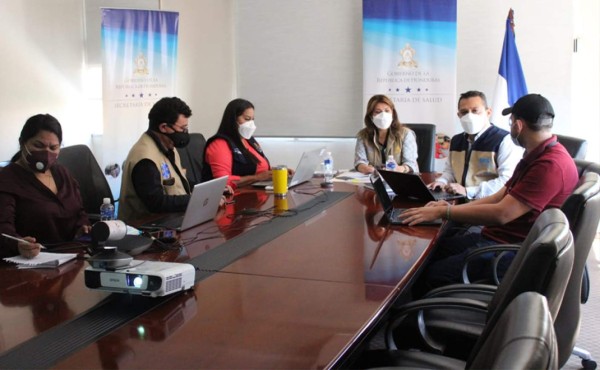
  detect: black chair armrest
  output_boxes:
[386,297,489,351]
[462,244,521,285]
[424,283,497,301]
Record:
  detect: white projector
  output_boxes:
[85,260,196,297]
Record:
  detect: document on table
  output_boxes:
[3,252,77,269]
[334,170,371,183]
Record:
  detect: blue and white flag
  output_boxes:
[490,9,528,128]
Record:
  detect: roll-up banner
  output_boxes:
[363,0,457,165]
[101,9,179,198]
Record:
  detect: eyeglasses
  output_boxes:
[169,124,189,133]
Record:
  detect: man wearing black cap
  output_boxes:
[401,93,579,295]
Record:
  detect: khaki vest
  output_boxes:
[364,127,408,166]
[450,150,499,187]
[118,133,189,223]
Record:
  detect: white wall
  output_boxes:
[0,0,597,168]
[0,0,236,162]
[161,0,237,137]
[0,0,87,160]
[572,0,600,163]
[457,1,574,136]
[246,0,593,170]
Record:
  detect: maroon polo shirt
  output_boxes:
[482,135,578,244]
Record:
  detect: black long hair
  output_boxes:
[11,114,63,163]
[217,98,259,165]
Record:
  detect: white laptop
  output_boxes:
[252,148,325,189]
[142,176,228,231]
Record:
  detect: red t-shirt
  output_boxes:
[205,138,270,189]
[482,136,578,243]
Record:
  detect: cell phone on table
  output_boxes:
[75,234,92,243]
[157,229,177,243]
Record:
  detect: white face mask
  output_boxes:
[459,112,489,135]
[372,112,393,130]
[238,120,256,140]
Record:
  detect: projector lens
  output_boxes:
[126,274,144,288]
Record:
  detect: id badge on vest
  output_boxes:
[160,160,175,186]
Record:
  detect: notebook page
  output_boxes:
[3,252,77,268]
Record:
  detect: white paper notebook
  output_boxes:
[3,252,77,269]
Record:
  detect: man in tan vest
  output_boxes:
[119,97,194,223]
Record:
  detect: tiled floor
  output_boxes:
[563,236,600,369]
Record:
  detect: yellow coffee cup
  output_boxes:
[274,196,288,213]
[272,165,288,197]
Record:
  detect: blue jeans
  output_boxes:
[412,232,513,298]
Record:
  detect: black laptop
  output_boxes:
[370,175,442,226]
[378,169,465,202]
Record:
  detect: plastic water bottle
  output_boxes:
[323,151,334,183]
[385,155,397,171]
[100,198,115,221]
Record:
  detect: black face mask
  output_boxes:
[166,127,190,148]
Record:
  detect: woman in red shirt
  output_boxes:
[203,99,273,189]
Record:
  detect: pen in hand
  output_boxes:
[1,233,46,249]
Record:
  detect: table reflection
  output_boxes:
[355,185,436,286]
[96,290,197,369]
[216,191,269,239]
[0,261,83,334]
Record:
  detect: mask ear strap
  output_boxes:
[21,145,33,163]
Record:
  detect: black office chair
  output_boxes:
[575,159,600,179]
[413,174,599,369]
[57,144,114,220]
[556,134,588,160]
[403,124,436,173]
[176,133,206,186]
[365,292,558,370]
[555,172,600,369]
[382,208,573,361]
[574,159,600,304]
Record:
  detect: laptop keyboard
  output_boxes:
[389,209,405,222]
[147,215,184,229]
[389,208,442,225]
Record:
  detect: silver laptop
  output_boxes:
[252,148,325,189]
[142,176,228,231]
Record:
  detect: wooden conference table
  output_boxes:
[0,175,445,369]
